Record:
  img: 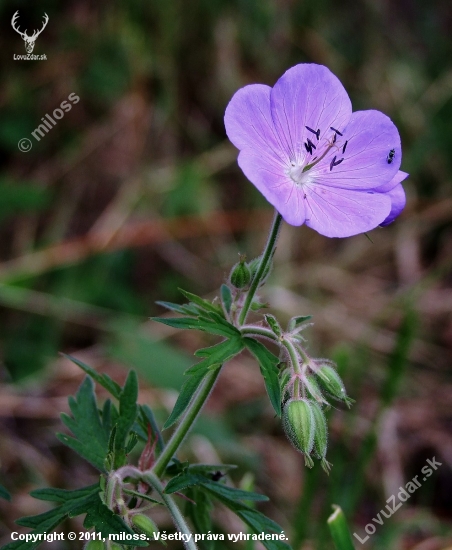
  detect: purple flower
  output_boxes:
[224,64,408,237]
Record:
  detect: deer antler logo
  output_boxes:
[11,11,49,54]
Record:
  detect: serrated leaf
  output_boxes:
[4,485,103,550]
[178,288,222,314]
[0,484,11,501]
[220,284,232,315]
[62,354,121,400]
[245,338,281,417]
[114,370,139,468]
[56,377,109,472]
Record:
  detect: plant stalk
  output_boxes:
[238,211,283,326]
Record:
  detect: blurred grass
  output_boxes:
[1,0,452,548]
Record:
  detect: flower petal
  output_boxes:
[374,170,408,193]
[304,184,391,237]
[270,64,352,160]
[237,149,306,226]
[316,110,401,190]
[378,183,406,226]
[224,84,288,165]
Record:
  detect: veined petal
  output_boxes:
[237,149,306,226]
[224,84,288,165]
[270,64,352,160]
[378,183,406,226]
[317,110,401,190]
[304,184,391,237]
[374,170,409,193]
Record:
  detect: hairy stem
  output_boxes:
[143,472,198,550]
[152,368,221,479]
[238,211,283,326]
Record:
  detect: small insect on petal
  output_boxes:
[387,148,395,164]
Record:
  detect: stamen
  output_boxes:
[304,142,313,154]
[330,127,343,136]
[306,126,321,140]
[342,140,348,154]
[330,156,344,171]
[332,133,337,144]
[307,138,316,150]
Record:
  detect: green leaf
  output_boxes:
[163,366,216,429]
[186,488,212,543]
[245,338,281,417]
[0,484,11,501]
[155,301,199,316]
[178,288,222,314]
[327,505,355,550]
[1,484,142,550]
[164,337,244,429]
[165,472,268,502]
[220,284,232,315]
[56,377,109,472]
[114,370,139,467]
[62,354,121,400]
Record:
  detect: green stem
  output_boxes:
[152,368,221,479]
[143,472,198,550]
[282,338,301,375]
[240,325,279,341]
[238,211,283,326]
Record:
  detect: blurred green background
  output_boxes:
[0,0,451,548]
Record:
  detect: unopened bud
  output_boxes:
[305,375,326,403]
[248,254,272,286]
[282,398,315,467]
[132,513,158,537]
[310,401,332,473]
[84,540,106,550]
[315,365,353,407]
[230,256,251,289]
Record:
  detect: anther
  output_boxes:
[306,125,320,140]
[332,133,337,144]
[330,156,344,171]
[306,138,316,150]
[342,140,348,154]
[330,156,336,171]
[330,127,343,136]
[304,142,313,154]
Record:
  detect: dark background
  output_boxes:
[0,0,451,548]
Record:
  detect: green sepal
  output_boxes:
[288,315,313,332]
[264,314,282,337]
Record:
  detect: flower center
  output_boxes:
[287,162,312,186]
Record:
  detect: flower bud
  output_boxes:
[315,365,353,407]
[305,375,326,403]
[310,401,332,473]
[229,256,251,289]
[282,398,315,467]
[132,513,158,538]
[84,540,106,550]
[248,254,272,286]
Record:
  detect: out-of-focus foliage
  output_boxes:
[1,0,452,548]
